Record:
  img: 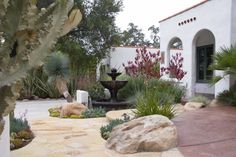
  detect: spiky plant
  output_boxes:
[43,51,72,102]
[210,45,236,84]
[0,0,82,134]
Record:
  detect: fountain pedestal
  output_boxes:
[92,68,130,110]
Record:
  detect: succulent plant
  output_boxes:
[0,0,82,135]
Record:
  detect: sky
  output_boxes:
[115,0,203,39]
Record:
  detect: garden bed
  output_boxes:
[48,107,106,119]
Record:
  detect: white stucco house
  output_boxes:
[160,0,236,97]
[104,0,236,98]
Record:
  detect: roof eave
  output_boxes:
[159,0,209,23]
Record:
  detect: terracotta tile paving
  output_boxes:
[173,106,236,157]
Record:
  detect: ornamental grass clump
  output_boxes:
[133,89,175,119]
[147,79,186,103]
[217,84,236,106]
[117,76,145,100]
[189,95,211,105]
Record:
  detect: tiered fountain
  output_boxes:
[92,68,130,110]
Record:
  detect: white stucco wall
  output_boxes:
[160,0,233,97]
[109,46,159,72]
[0,116,10,157]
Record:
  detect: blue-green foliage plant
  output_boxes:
[10,113,30,134]
[81,107,106,118]
[100,119,128,140]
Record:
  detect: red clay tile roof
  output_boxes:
[159,0,209,23]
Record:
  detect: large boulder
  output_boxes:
[184,102,205,111]
[105,115,177,154]
[60,102,87,117]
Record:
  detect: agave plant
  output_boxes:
[43,51,72,102]
[210,45,236,84]
[0,0,82,134]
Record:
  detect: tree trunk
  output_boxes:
[55,78,72,102]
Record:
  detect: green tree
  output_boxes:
[148,25,160,48]
[43,52,73,102]
[121,23,147,46]
[60,0,123,60]
[56,0,123,89]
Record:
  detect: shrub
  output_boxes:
[81,107,106,118]
[123,47,163,79]
[118,78,185,104]
[117,76,145,100]
[87,82,105,100]
[166,53,187,81]
[217,84,236,106]
[10,115,30,134]
[189,95,210,105]
[100,119,127,140]
[147,79,185,103]
[133,89,175,119]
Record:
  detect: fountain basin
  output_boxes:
[100,81,127,90]
[100,81,127,102]
[92,99,131,111]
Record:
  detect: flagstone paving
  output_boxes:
[13,100,236,157]
[11,100,183,157]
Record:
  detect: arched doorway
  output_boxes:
[192,29,215,95]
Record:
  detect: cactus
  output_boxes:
[0,0,82,134]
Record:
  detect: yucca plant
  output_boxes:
[43,51,72,102]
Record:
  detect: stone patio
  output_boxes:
[11,100,236,157]
[11,100,183,157]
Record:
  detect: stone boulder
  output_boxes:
[184,102,205,111]
[105,115,177,154]
[60,102,87,117]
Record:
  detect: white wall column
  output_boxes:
[214,70,230,97]
[0,115,10,157]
